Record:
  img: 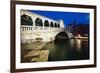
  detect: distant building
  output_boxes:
[66,22,89,37]
[66,24,74,33]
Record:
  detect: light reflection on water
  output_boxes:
[44,39,89,61]
[76,39,81,50]
[75,39,81,51]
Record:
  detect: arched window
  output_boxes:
[58,24,60,28]
[35,18,43,26]
[50,22,53,27]
[55,23,57,27]
[21,14,33,26]
[44,20,49,27]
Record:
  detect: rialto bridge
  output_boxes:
[21,10,73,43]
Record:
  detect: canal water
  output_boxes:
[43,39,89,61]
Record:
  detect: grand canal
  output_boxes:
[21,38,89,62]
[43,38,89,61]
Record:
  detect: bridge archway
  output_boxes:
[55,32,69,39]
[54,32,69,44]
[35,17,43,26]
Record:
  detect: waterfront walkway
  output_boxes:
[21,42,47,50]
[21,42,49,62]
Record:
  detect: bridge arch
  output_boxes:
[55,31,70,40]
[21,14,33,26]
[44,20,49,27]
[35,17,43,26]
[54,31,70,44]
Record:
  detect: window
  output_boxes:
[50,22,53,27]
[21,14,33,26]
[35,18,43,26]
[44,20,49,27]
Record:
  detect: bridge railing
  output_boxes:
[21,26,61,31]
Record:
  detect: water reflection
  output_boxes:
[76,39,81,49]
[70,39,81,51]
[75,39,81,51]
[43,38,89,61]
[70,39,74,48]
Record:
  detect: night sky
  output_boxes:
[29,10,90,27]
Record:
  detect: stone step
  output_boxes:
[38,50,49,62]
[24,51,40,57]
[31,57,39,62]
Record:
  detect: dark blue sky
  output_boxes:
[29,10,89,27]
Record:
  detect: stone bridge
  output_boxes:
[20,10,73,43]
[21,26,73,43]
